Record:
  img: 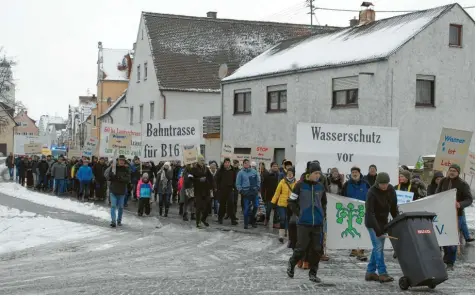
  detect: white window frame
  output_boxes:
[129,107,134,125]
[139,104,144,123]
[416,74,435,107]
[137,65,141,82]
[144,62,148,81]
[332,76,359,107]
[150,101,155,120]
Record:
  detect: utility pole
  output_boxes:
[306,0,316,26]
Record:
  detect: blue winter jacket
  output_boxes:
[288,176,327,226]
[342,176,370,202]
[236,168,261,197]
[77,165,93,182]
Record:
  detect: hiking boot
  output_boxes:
[320,254,330,261]
[159,207,163,216]
[251,223,258,228]
[309,271,321,283]
[446,263,454,270]
[365,273,379,281]
[244,225,249,229]
[302,261,310,269]
[218,218,223,224]
[202,220,210,227]
[466,238,475,243]
[191,213,196,220]
[183,213,189,221]
[378,274,394,283]
[278,229,285,243]
[117,221,122,226]
[196,222,202,229]
[297,260,303,268]
[164,208,169,217]
[231,220,238,226]
[224,214,229,220]
[287,260,295,278]
[110,222,116,228]
[179,204,184,215]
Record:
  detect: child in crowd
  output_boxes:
[137,173,153,216]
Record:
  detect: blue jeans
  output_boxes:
[8,168,13,179]
[80,181,91,198]
[212,199,219,215]
[277,206,288,230]
[159,193,171,208]
[459,214,470,240]
[367,228,387,275]
[110,193,125,223]
[243,195,259,227]
[54,179,66,196]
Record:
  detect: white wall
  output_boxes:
[222,6,475,166]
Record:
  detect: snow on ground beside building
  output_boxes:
[466,205,475,230]
[0,205,107,255]
[0,183,111,221]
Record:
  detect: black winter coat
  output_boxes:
[365,185,399,236]
[216,165,236,192]
[189,164,214,197]
[109,165,131,195]
[38,160,49,176]
[262,170,280,202]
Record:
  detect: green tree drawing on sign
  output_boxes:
[336,202,365,238]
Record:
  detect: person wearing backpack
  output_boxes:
[271,166,296,243]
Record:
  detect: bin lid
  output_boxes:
[386,211,436,229]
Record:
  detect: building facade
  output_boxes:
[13,111,39,136]
[221,4,475,166]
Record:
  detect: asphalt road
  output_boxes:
[0,184,474,294]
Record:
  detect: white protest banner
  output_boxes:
[433,128,473,172]
[13,135,41,155]
[296,123,399,184]
[99,123,141,159]
[464,151,475,176]
[221,141,234,161]
[326,190,458,250]
[141,119,200,161]
[81,137,98,158]
[182,144,198,165]
[250,146,274,167]
[395,190,414,204]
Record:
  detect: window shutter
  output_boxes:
[267,85,287,92]
[234,88,251,94]
[333,76,359,91]
[416,74,435,81]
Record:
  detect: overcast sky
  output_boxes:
[1,0,474,120]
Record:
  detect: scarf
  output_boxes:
[160,169,168,191]
[286,177,295,183]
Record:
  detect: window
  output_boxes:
[233,90,251,114]
[449,24,462,47]
[416,75,435,106]
[141,29,144,40]
[139,104,144,123]
[150,102,155,120]
[234,147,251,155]
[137,65,141,82]
[200,145,206,156]
[267,85,287,112]
[23,132,27,135]
[274,148,285,165]
[29,133,33,136]
[144,62,148,80]
[129,107,134,124]
[93,115,97,127]
[332,76,359,107]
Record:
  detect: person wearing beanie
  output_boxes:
[427,171,444,196]
[271,166,296,243]
[189,154,214,228]
[136,172,153,216]
[155,160,174,217]
[300,160,330,192]
[394,170,425,201]
[287,161,327,283]
[364,164,378,186]
[279,160,294,181]
[236,159,261,229]
[327,168,344,195]
[364,171,398,283]
[341,166,370,261]
[216,158,238,225]
[262,162,280,227]
[436,163,474,269]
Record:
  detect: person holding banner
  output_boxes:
[364,172,398,283]
[436,164,473,270]
[106,155,131,228]
[395,170,426,201]
[286,162,326,283]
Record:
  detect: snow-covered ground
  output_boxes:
[0,205,107,255]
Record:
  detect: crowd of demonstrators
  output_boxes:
[4,151,474,281]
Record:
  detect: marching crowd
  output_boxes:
[3,152,474,283]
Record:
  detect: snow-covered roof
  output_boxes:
[223,4,457,82]
[99,48,131,81]
[98,90,127,119]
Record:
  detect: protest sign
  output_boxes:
[250,146,274,167]
[23,143,41,154]
[326,190,458,250]
[108,133,132,150]
[141,119,200,161]
[68,149,81,159]
[182,144,198,165]
[99,124,141,159]
[233,154,250,165]
[221,141,234,161]
[13,135,41,155]
[433,128,473,172]
[81,137,98,158]
[296,123,399,183]
[395,190,414,204]
[464,151,475,176]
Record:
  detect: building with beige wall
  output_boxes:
[13,110,38,136]
[0,103,17,155]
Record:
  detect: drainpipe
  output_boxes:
[390,68,394,127]
[160,90,167,119]
[220,83,224,147]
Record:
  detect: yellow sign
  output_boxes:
[108,133,132,150]
[41,148,51,156]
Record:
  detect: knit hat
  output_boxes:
[118,155,126,160]
[197,154,205,162]
[449,163,461,174]
[308,162,322,174]
[434,171,444,178]
[369,164,377,171]
[350,166,361,173]
[400,170,411,181]
[142,172,149,178]
[376,172,390,184]
[306,160,320,170]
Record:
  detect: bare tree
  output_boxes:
[0,48,25,135]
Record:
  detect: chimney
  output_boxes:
[350,17,359,27]
[206,11,217,18]
[359,2,375,26]
[98,41,103,49]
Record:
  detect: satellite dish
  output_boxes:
[218,63,228,79]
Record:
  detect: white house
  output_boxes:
[115,11,337,161]
[221,3,475,166]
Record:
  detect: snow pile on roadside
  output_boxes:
[0,182,111,221]
[466,205,475,230]
[0,205,107,255]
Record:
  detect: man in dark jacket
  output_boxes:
[37,156,49,191]
[287,162,327,283]
[189,155,214,228]
[436,164,474,269]
[93,157,107,201]
[363,164,378,186]
[107,155,131,227]
[364,172,398,283]
[216,158,238,225]
[6,152,14,180]
[262,162,280,227]
[130,157,142,201]
[427,171,444,196]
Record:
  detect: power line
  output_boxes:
[314,6,475,13]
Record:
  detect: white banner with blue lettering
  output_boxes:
[327,190,458,249]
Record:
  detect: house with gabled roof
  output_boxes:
[14,110,38,136]
[115,11,338,161]
[221,3,475,166]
